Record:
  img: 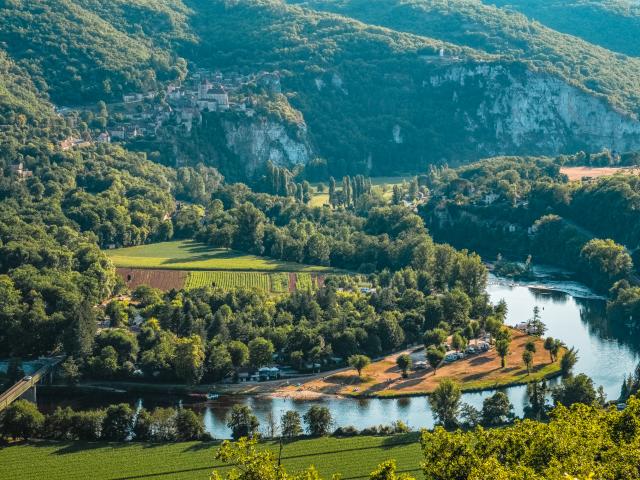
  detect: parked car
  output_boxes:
[444,353,458,363]
[414,361,428,370]
[465,346,477,355]
[455,352,466,360]
[478,342,490,352]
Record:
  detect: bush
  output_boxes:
[0,400,44,440]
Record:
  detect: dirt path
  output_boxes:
[288,272,297,292]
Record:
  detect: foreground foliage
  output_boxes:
[421,397,640,480]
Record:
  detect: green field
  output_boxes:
[106,241,334,273]
[0,434,422,480]
[185,271,272,291]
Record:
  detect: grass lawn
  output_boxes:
[0,434,422,480]
[106,240,335,273]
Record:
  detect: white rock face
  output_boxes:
[428,64,640,154]
[222,119,312,174]
[392,124,403,144]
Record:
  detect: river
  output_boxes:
[38,275,640,438]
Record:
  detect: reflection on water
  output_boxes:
[39,277,640,439]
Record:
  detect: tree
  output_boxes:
[73,410,105,441]
[451,332,467,352]
[522,350,534,374]
[59,356,82,386]
[248,337,275,369]
[232,202,265,254]
[426,347,445,374]
[280,410,303,439]
[544,337,556,362]
[348,354,371,378]
[481,392,514,426]
[396,354,412,378]
[89,346,119,379]
[428,379,462,429]
[228,341,249,380]
[303,406,332,436]
[580,238,633,290]
[560,347,578,377]
[101,403,134,441]
[370,460,416,480]
[459,403,482,428]
[207,342,233,381]
[552,373,597,407]
[227,405,259,440]
[211,437,320,480]
[0,400,44,440]
[529,306,546,337]
[174,335,205,385]
[423,328,447,349]
[484,316,503,343]
[550,339,564,363]
[133,408,153,441]
[525,340,536,354]
[495,339,510,368]
[174,408,205,441]
[525,380,550,421]
[105,300,128,328]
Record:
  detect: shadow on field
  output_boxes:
[182,442,217,452]
[380,432,420,449]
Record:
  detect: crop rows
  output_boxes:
[295,273,314,290]
[271,273,290,293]
[185,271,271,291]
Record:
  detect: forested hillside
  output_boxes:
[2,0,640,177]
[293,0,640,117]
[0,0,188,104]
[488,0,640,57]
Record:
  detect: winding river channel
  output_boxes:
[39,275,640,438]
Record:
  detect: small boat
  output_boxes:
[206,392,219,400]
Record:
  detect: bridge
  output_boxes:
[0,357,65,412]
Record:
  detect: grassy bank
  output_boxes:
[0,434,422,480]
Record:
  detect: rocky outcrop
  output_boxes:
[427,63,640,155]
[221,117,312,174]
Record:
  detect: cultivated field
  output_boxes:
[106,240,334,272]
[278,330,561,399]
[0,434,422,480]
[560,166,640,181]
[116,268,327,294]
[117,268,188,291]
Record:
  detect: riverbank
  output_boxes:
[274,329,562,399]
[65,330,561,401]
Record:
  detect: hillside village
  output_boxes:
[56,68,284,150]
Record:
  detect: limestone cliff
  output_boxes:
[221,117,312,175]
[426,63,640,156]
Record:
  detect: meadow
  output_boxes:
[0,433,422,480]
[106,240,335,272]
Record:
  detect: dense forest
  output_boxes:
[488,0,640,57]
